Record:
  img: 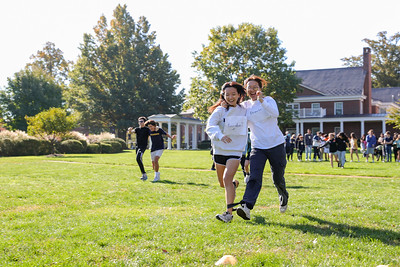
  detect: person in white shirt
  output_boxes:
[206,81,248,223]
[236,75,289,221]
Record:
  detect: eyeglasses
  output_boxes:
[247,86,260,91]
[138,120,145,123]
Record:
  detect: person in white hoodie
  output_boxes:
[236,75,289,221]
[206,81,248,223]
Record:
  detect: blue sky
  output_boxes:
[1,0,399,91]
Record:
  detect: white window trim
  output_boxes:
[334,102,343,115]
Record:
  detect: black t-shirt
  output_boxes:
[149,128,167,152]
[335,137,348,151]
[134,127,151,148]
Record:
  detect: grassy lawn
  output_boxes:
[1,150,399,266]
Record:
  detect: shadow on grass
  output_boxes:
[155,180,209,187]
[251,214,399,246]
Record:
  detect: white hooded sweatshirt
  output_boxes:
[206,105,247,157]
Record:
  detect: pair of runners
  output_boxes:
[206,75,289,223]
[132,117,175,182]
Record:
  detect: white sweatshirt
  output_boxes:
[206,105,248,157]
[243,96,285,150]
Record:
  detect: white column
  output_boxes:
[167,120,172,149]
[201,125,205,141]
[340,121,344,132]
[192,125,198,149]
[320,121,323,133]
[296,122,299,135]
[159,122,163,129]
[300,122,304,135]
[361,120,365,137]
[382,119,386,134]
[185,123,189,149]
[177,122,181,150]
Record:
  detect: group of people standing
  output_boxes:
[206,75,289,223]
[283,128,400,168]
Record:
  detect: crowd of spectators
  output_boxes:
[284,129,400,167]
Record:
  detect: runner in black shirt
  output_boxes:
[133,116,151,180]
[144,119,176,182]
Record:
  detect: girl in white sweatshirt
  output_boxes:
[206,81,247,223]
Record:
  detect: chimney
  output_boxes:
[362,47,372,114]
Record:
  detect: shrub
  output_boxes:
[102,138,126,151]
[102,140,122,153]
[37,139,53,155]
[87,132,115,144]
[100,143,113,153]
[13,138,42,156]
[0,138,13,156]
[63,131,88,151]
[86,144,100,154]
[59,140,85,154]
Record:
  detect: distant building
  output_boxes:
[287,47,400,136]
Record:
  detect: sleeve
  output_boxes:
[260,96,279,118]
[159,128,167,136]
[206,107,225,141]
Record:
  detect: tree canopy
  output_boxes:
[341,31,400,88]
[27,41,72,85]
[387,103,400,129]
[0,68,63,131]
[184,23,300,125]
[66,4,184,134]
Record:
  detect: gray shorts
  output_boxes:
[367,147,375,154]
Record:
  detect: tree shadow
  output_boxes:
[251,214,399,246]
[155,180,209,187]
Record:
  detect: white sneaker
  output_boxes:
[140,173,148,181]
[244,174,250,184]
[236,203,251,220]
[216,211,233,223]
[280,205,288,213]
[152,172,160,182]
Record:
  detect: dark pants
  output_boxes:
[241,144,288,209]
[136,147,146,174]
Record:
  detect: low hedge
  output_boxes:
[59,140,85,154]
[100,143,113,153]
[0,137,52,156]
[102,138,127,150]
[86,144,100,154]
[102,140,122,153]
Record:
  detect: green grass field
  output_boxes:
[1,150,399,266]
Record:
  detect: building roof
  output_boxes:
[372,87,400,103]
[295,67,366,96]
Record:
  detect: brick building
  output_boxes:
[287,47,400,137]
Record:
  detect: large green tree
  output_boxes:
[66,4,184,134]
[27,41,72,85]
[387,103,400,129]
[341,31,400,88]
[0,68,63,131]
[185,23,300,126]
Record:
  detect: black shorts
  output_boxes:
[214,155,241,166]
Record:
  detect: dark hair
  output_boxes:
[138,116,147,122]
[144,119,157,127]
[243,74,268,88]
[350,132,357,139]
[208,81,246,113]
[338,132,347,138]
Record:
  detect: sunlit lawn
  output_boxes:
[1,150,399,266]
